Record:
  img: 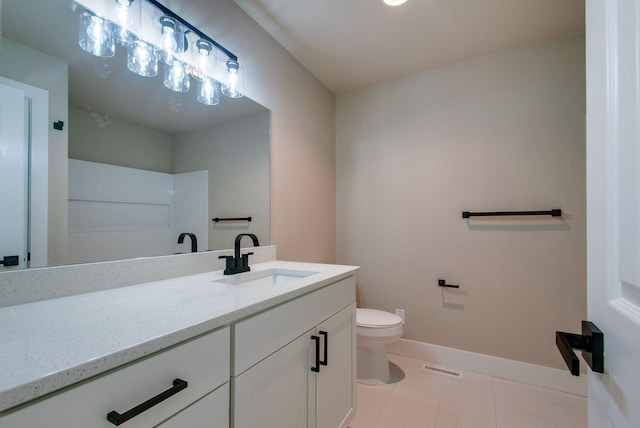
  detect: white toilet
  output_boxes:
[356,308,403,385]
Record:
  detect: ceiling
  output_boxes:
[234,0,585,94]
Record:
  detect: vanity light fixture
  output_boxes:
[156,15,185,64]
[127,39,157,76]
[190,39,216,82]
[222,59,244,98]
[197,78,220,105]
[383,0,408,5]
[75,0,244,104]
[78,11,115,57]
[112,0,137,42]
[164,57,190,92]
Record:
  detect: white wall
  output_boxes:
[173,111,270,250]
[336,34,586,370]
[69,106,174,173]
[0,37,69,266]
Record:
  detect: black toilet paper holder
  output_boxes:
[438,279,460,289]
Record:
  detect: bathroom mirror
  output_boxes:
[0,0,270,268]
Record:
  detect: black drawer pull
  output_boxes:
[319,331,328,366]
[106,378,188,426]
[311,335,321,372]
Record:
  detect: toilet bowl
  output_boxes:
[356,308,403,385]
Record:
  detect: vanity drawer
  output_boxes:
[158,382,229,428]
[1,327,229,428]
[232,276,355,376]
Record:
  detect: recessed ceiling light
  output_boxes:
[383,0,408,6]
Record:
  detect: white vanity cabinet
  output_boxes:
[314,304,356,428]
[232,276,356,428]
[0,327,230,428]
[156,383,229,428]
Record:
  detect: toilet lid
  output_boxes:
[356,308,402,328]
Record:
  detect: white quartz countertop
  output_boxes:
[0,260,358,413]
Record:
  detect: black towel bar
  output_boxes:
[462,209,562,219]
[212,217,252,223]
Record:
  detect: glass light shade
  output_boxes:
[79,11,115,57]
[164,59,190,92]
[127,40,157,77]
[197,78,220,105]
[190,39,216,82]
[221,60,244,98]
[112,0,139,43]
[156,16,186,64]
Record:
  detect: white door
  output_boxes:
[0,76,48,269]
[587,0,640,426]
[0,82,27,270]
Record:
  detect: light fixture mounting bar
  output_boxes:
[145,0,238,61]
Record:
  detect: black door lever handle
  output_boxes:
[556,321,604,376]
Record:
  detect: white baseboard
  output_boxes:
[387,338,587,396]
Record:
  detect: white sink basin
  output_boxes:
[214,268,318,287]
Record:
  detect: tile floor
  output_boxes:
[348,354,587,428]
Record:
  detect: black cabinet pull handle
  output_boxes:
[106,378,188,426]
[311,335,321,372]
[319,331,328,366]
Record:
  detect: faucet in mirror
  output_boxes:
[177,233,197,253]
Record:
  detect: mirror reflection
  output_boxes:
[0,0,270,269]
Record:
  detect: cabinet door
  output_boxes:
[233,330,314,428]
[233,276,356,376]
[157,383,228,428]
[315,304,356,428]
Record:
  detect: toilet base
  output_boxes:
[357,343,391,385]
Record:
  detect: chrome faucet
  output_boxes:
[219,233,260,275]
[177,233,197,253]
